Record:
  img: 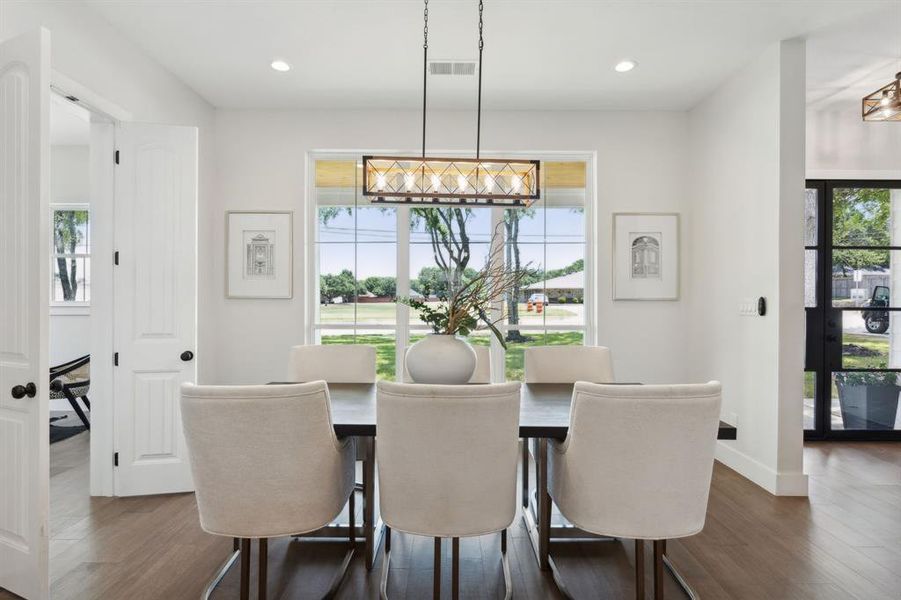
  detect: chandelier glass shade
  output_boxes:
[862,72,901,122]
[363,155,540,206]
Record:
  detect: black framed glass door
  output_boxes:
[806,179,901,440]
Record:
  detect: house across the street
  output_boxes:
[522,271,583,303]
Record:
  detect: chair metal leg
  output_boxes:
[653,540,664,600]
[258,538,268,600]
[200,538,241,600]
[661,540,700,600]
[64,388,90,429]
[451,538,459,600]
[635,540,645,600]
[501,530,512,600]
[240,538,251,600]
[81,394,90,409]
[434,537,442,599]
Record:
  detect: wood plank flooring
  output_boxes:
[1,435,899,599]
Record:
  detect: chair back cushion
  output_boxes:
[377,381,520,537]
[549,381,721,539]
[288,344,376,383]
[180,382,354,538]
[403,344,491,384]
[523,346,614,383]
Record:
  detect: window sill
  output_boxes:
[50,305,90,316]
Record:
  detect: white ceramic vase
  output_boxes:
[405,334,477,384]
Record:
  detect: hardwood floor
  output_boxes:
[2,435,899,599]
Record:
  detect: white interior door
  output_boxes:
[0,29,50,600]
[114,123,197,497]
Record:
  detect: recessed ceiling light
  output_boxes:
[614,60,637,73]
[270,59,291,72]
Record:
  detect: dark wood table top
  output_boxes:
[271,382,738,441]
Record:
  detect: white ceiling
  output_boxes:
[50,94,90,145]
[83,0,899,111]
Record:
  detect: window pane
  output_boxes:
[410,207,492,244]
[805,250,817,308]
[545,205,585,244]
[319,330,396,382]
[831,371,901,431]
[357,242,395,324]
[318,205,355,242]
[53,209,89,254]
[504,330,584,381]
[52,256,89,302]
[409,240,490,324]
[506,244,544,326]
[357,204,396,242]
[839,310,900,369]
[804,371,816,430]
[831,249,899,307]
[318,244,356,322]
[832,187,891,247]
[543,244,586,326]
[804,188,817,246]
[505,199,544,244]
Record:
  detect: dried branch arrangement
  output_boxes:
[398,224,534,348]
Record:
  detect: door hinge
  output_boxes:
[114,452,119,467]
[113,352,119,366]
[114,251,119,265]
[115,150,120,165]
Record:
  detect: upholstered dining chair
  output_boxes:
[403,343,492,383]
[288,344,377,383]
[288,343,376,491]
[376,381,521,599]
[547,381,722,599]
[181,382,356,600]
[523,345,614,384]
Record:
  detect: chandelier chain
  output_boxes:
[422,0,429,156]
[476,0,484,158]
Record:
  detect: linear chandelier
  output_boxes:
[363,0,540,207]
[862,71,901,122]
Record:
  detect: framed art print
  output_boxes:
[613,212,679,300]
[226,211,293,298]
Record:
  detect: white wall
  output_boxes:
[807,105,901,178]
[687,40,807,496]
[212,109,691,385]
[50,146,91,394]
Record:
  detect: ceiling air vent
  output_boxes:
[429,60,477,77]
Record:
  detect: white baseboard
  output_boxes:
[715,441,808,496]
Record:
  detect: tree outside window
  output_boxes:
[52,207,90,303]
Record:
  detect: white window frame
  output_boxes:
[50,202,91,312]
[305,150,597,382]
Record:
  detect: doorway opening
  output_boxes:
[805,179,901,441]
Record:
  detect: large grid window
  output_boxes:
[309,154,593,382]
[51,205,90,305]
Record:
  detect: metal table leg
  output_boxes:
[363,436,376,570]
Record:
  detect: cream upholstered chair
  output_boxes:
[523,345,614,383]
[403,343,491,383]
[288,344,376,383]
[376,381,521,599]
[548,382,722,599]
[288,344,376,489]
[181,382,356,600]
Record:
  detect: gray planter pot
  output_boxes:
[836,383,901,430]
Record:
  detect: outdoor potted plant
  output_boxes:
[399,237,531,384]
[835,371,901,430]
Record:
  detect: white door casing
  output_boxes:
[0,28,51,600]
[113,123,197,497]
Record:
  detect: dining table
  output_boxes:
[271,380,737,596]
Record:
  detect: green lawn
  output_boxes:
[804,333,890,399]
[322,330,583,381]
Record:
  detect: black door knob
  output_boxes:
[826,335,838,343]
[180,351,194,362]
[11,382,37,399]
